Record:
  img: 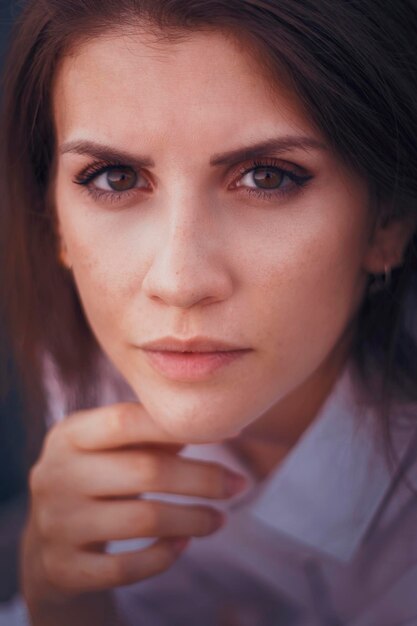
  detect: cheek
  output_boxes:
[56,197,142,345]
[57,172,368,354]
[247,198,369,377]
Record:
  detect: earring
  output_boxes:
[368,263,392,296]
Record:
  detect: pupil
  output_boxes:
[253,168,283,189]
[107,168,137,191]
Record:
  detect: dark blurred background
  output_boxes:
[0,1,14,61]
[0,0,29,603]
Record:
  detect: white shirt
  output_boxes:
[109,358,417,626]
[2,356,417,626]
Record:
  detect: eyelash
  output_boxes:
[73,157,313,205]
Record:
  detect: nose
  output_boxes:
[141,203,233,309]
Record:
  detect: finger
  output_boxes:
[45,537,190,594]
[51,499,225,546]
[70,450,247,500]
[63,402,186,451]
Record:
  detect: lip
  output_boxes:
[139,336,248,353]
[143,349,252,381]
[139,336,252,382]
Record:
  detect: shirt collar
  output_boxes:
[246,359,415,563]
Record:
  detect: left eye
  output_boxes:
[238,166,285,190]
[94,167,142,192]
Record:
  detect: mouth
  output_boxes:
[138,334,252,381]
[142,348,252,382]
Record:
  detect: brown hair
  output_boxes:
[1,0,417,471]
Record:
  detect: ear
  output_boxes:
[54,214,72,270]
[362,208,417,274]
[57,237,72,270]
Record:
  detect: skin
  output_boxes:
[21,27,416,626]
[53,28,413,448]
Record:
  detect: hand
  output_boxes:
[21,402,247,611]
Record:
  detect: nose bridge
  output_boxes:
[141,191,232,308]
[165,187,215,266]
[169,196,207,248]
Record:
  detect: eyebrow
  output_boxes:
[210,135,327,166]
[59,140,155,169]
[59,135,327,168]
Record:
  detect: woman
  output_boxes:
[1,0,417,624]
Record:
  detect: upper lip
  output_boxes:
[139,336,249,353]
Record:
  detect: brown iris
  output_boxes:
[106,167,138,191]
[253,167,283,189]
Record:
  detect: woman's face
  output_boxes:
[53,28,374,442]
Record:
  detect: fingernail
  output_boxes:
[171,538,190,554]
[225,472,249,496]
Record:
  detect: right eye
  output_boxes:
[73,163,152,204]
[88,166,149,192]
[95,166,139,191]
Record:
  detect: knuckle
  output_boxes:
[57,567,85,594]
[41,422,73,460]
[41,550,62,585]
[36,507,59,538]
[61,416,84,449]
[28,464,44,496]
[44,422,66,450]
[42,551,82,594]
[41,427,56,451]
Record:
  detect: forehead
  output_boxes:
[53,28,317,151]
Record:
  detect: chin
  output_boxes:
[125,372,255,444]
[150,410,243,445]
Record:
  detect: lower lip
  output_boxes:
[143,349,251,381]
